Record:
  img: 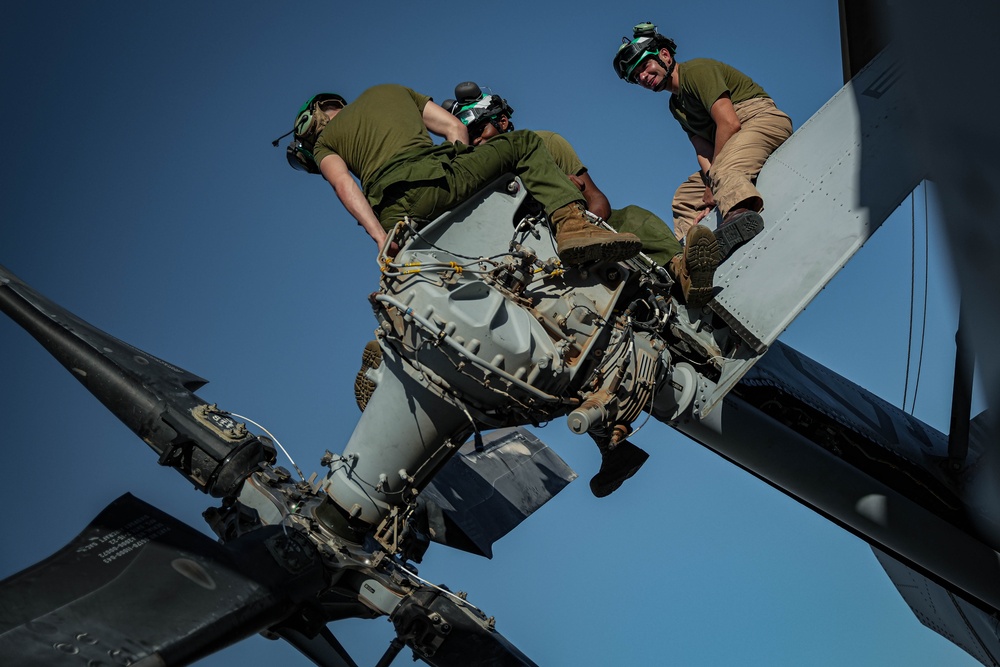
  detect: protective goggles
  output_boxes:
[613,38,658,83]
[454,96,500,126]
[286,140,318,174]
[465,118,495,143]
[454,95,513,140]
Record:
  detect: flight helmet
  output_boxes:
[284,93,347,174]
[613,22,677,84]
[447,82,514,142]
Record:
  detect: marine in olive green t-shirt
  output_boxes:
[312,84,444,214]
[668,58,769,143]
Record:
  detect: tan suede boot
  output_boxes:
[668,224,721,309]
[552,203,641,266]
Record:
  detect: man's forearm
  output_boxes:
[690,135,714,179]
[712,124,740,163]
[335,180,387,247]
[423,101,470,144]
[708,95,742,165]
[570,173,612,220]
[321,153,388,249]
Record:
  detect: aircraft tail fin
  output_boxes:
[872,546,1000,666]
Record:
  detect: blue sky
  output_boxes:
[0,2,980,666]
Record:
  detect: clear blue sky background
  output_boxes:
[0,2,981,666]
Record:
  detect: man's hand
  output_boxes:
[693,186,717,223]
[702,185,716,208]
[380,236,400,259]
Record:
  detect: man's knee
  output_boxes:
[485,128,544,159]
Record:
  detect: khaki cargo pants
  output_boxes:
[672,97,792,240]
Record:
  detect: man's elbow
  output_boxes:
[449,120,470,144]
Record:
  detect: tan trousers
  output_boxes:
[672,97,792,239]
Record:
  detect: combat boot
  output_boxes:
[552,203,641,266]
[354,339,382,412]
[716,207,764,259]
[668,224,721,309]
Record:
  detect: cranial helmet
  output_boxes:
[284,93,347,174]
[448,82,514,140]
[612,22,677,84]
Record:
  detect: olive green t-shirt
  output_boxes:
[669,59,769,142]
[535,130,586,177]
[312,84,433,188]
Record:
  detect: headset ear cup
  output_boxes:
[294,109,314,139]
[296,102,333,145]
